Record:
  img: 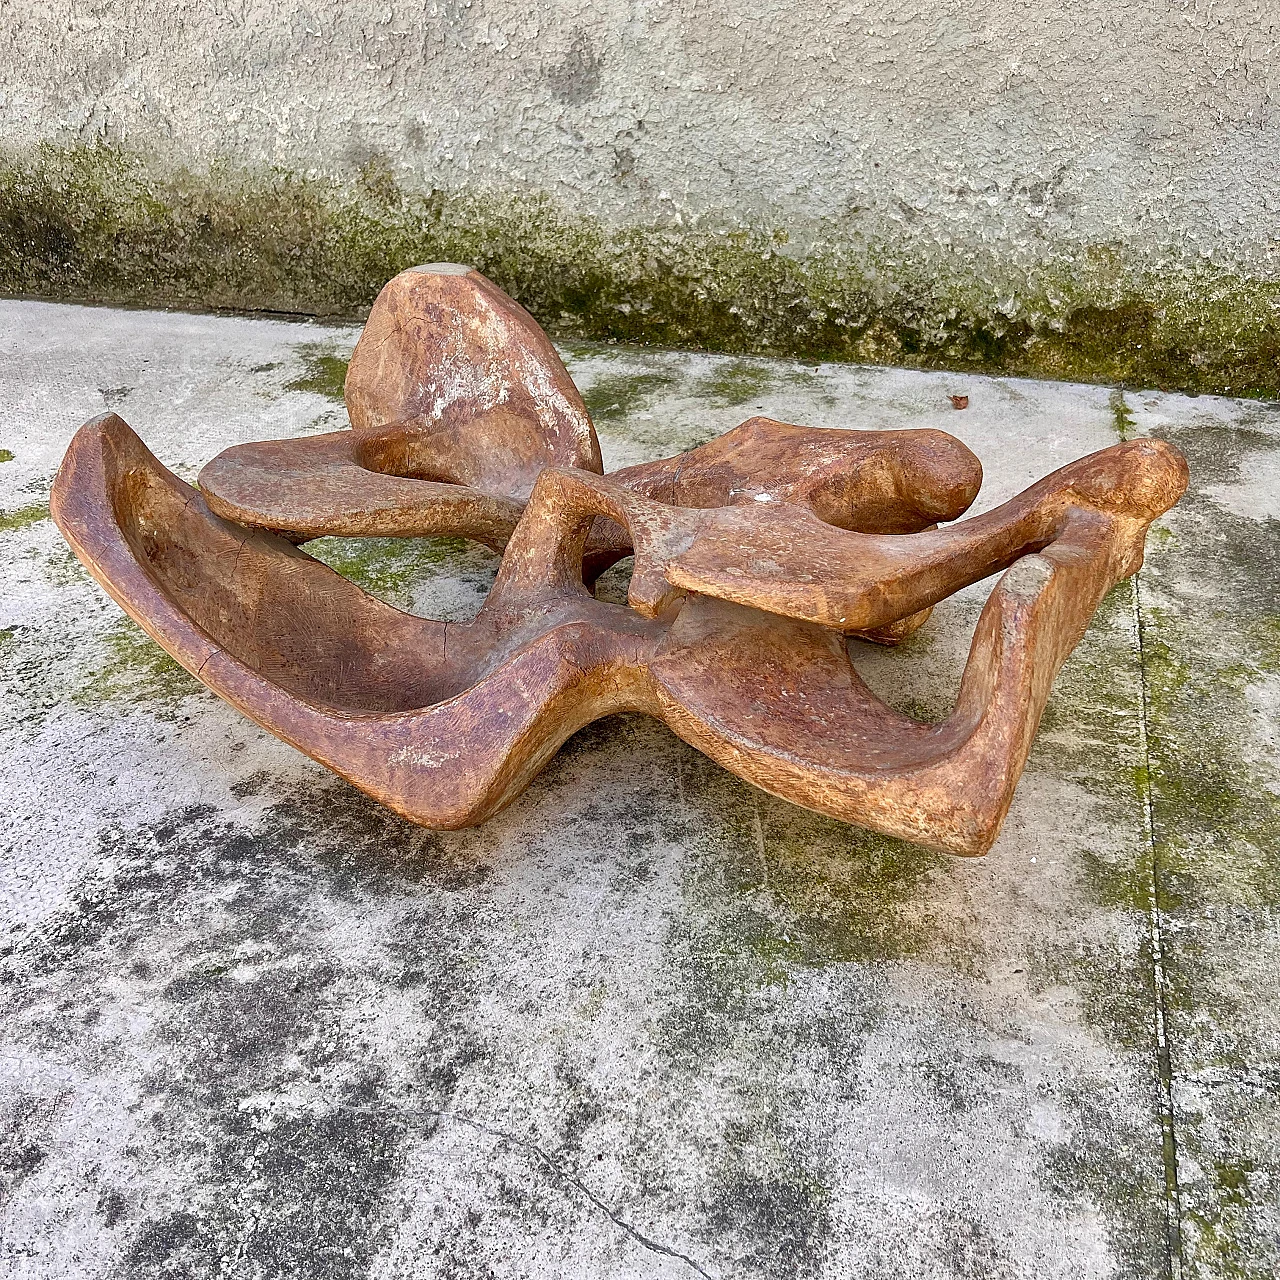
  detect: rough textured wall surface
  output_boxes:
[2,1,1279,393]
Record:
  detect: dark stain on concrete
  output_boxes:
[118,1210,203,1275]
[97,1187,128,1228]
[547,30,603,106]
[1,783,496,1277]
[0,1094,59,1200]
[98,385,131,408]
[0,755,759,1276]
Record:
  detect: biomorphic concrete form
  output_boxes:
[200,266,986,642]
[199,264,602,548]
[50,267,1189,856]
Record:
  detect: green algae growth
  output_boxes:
[7,142,1280,397]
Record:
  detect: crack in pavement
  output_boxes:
[1132,569,1184,1280]
[421,1108,716,1279]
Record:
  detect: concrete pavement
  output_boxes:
[1,301,1278,1279]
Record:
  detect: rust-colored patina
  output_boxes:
[51,265,1189,856]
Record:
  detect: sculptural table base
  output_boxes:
[50,265,1188,856]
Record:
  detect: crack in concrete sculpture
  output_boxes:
[50,265,1189,855]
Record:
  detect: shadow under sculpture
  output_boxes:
[50,264,1189,856]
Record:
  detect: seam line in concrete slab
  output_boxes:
[1132,569,1185,1280]
[421,1109,716,1278]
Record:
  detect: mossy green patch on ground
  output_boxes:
[286,344,349,402]
[1141,431,1280,917]
[649,741,952,1119]
[579,370,679,422]
[74,617,199,710]
[691,359,777,408]
[306,534,465,608]
[7,142,1280,396]
[305,534,498,620]
[1133,420,1280,1279]
[4,610,205,728]
[0,448,14,463]
[568,355,723,455]
[1242,614,1280,674]
[678,753,948,979]
[0,502,49,531]
[1179,1107,1280,1280]
[1032,584,1154,928]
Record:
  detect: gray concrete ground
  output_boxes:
[1,301,1278,1280]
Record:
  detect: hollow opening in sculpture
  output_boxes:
[845,594,983,727]
[304,534,502,626]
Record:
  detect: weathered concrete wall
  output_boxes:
[3,1,1280,393]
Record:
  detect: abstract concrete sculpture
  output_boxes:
[51,265,1189,855]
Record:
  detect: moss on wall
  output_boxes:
[4,143,1280,397]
